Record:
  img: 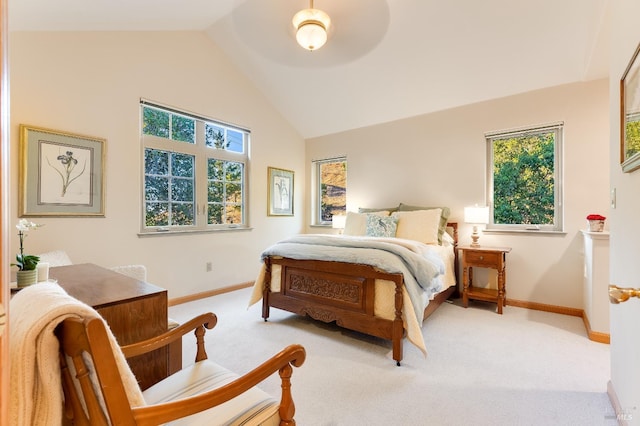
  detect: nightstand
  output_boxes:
[459,246,512,314]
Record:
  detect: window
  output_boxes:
[141,101,249,233]
[486,123,563,232]
[314,157,347,225]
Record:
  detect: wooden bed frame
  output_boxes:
[261,223,458,366]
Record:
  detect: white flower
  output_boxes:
[16,218,38,232]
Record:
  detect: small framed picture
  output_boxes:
[19,125,106,217]
[621,42,640,173]
[267,167,294,216]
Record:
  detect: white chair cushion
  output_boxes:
[142,360,280,426]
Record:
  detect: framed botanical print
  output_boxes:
[19,125,106,217]
[267,167,294,216]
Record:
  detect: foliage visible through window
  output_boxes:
[316,158,347,223]
[141,102,249,231]
[487,124,563,231]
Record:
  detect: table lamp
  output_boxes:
[464,206,489,247]
[332,214,346,234]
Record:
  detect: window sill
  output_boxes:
[483,229,566,236]
[137,226,253,237]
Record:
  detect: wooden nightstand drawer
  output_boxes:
[464,250,500,267]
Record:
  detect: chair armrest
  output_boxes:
[121,312,216,359]
[131,344,306,426]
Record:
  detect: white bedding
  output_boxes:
[249,234,456,356]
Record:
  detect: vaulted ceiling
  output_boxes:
[9,0,611,138]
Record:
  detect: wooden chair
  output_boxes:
[56,311,306,425]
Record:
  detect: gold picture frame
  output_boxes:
[267,167,294,216]
[620,42,640,172]
[19,125,106,217]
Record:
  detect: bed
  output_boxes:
[249,205,458,366]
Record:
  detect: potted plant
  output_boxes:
[586,214,606,232]
[13,219,41,287]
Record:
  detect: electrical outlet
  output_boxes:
[611,188,616,209]
[206,262,212,272]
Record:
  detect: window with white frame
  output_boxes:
[486,123,563,232]
[141,101,249,233]
[314,157,347,225]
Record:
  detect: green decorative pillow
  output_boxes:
[358,205,399,215]
[365,214,398,238]
[397,203,451,244]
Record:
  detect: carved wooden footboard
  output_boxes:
[262,257,407,365]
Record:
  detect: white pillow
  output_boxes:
[391,209,442,244]
[343,211,390,236]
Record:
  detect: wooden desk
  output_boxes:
[50,263,180,390]
[459,246,511,314]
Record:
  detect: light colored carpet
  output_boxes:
[169,288,615,426]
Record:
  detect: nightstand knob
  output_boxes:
[479,255,484,260]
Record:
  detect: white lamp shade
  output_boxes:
[292,8,330,51]
[332,214,346,229]
[464,206,489,224]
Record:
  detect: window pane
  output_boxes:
[208,203,223,224]
[143,107,170,138]
[208,181,223,202]
[226,129,244,153]
[208,159,224,180]
[226,204,242,224]
[171,153,194,178]
[145,176,169,201]
[226,182,242,203]
[145,149,169,175]
[171,203,194,226]
[205,124,226,149]
[491,130,557,227]
[146,202,169,226]
[226,162,242,181]
[171,114,195,143]
[319,159,347,222]
[171,178,194,202]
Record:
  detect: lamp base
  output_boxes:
[470,225,481,247]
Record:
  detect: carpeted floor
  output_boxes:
[169,287,615,426]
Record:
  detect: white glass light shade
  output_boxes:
[292,8,330,51]
[332,214,346,229]
[464,206,489,224]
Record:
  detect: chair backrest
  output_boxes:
[109,264,147,281]
[56,315,142,426]
[37,250,73,267]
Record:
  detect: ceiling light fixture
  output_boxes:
[292,0,331,51]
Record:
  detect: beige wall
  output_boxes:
[9,31,306,298]
[609,0,640,421]
[307,79,610,309]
